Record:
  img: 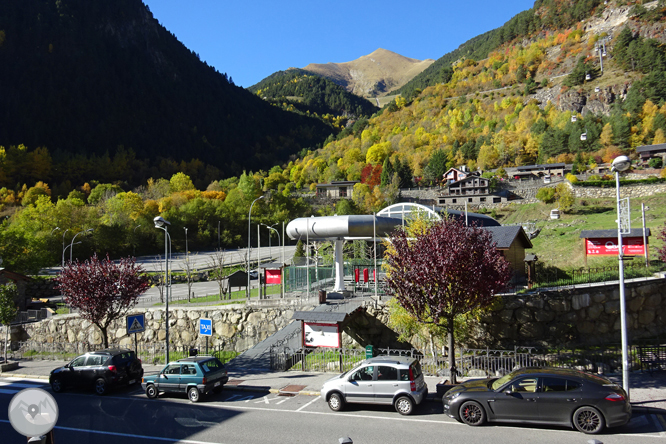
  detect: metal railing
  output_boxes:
[270,344,663,376]
[532,262,662,290]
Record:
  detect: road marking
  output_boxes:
[0,420,222,444]
[296,395,320,411]
[276,397,290,405]
[4,377,50,384]
[0,381,48,388]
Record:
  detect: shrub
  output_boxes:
[566,173,578,183]
[536,187,556,203]
[648,158,663,169]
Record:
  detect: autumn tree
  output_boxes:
[385,217,512,383]
[55,255,151,348]
[0,283,18,363]
[208,249,234,300]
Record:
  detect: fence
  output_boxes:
[8,341,239,366]
[269,344,664,376]
[532,261,661,290]
[284,261,388,295]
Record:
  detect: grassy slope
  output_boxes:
[496,191,666,270]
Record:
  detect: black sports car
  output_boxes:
[442,367,631,434]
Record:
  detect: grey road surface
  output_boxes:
[1,377,663,444]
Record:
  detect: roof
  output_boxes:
[176,356,219,363]
[636,143,666,153]
[0,269,32,282]
[443,209,501,227]
[291,311,348,323]
[483,225,533,249]
[316,181,359,188]
[580,228,651,239]
[516,163,566,171]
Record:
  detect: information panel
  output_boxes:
[303,322,339,348]
[265,269,282,284]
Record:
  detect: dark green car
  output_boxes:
[141,356,229,402]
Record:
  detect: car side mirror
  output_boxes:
[504,390,513,396]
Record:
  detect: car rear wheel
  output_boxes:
[188,386,200,403]
[460,401,486,426]
[145,384,158,399]
[327,393,344,411]
[395,396,414,415]
[573,406,605,434]
[94,378,107,396]
[50,378,63,393]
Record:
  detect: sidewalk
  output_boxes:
[2,359,665,414]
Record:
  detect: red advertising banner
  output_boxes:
[585,237,646,256]
[265,269,281,284]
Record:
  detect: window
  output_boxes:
[201,358,224,373]
[86,355,104,366]
[165,364,181,375]
[542,378,581,392]
[452,199,457,203]
[480,197,486,202]
[468,198,473,203]
[493,197,501,203]
[508,377,538,393]
[71,356,86,367]
[377,366,398,381]
[182,365,197,375]
[339,187,347,197]
[351,366,374,381]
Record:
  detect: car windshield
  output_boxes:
[491,372,516,390]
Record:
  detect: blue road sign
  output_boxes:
[126,314,145,334]
[199,318,212,336]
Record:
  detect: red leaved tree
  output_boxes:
[55,254,151,348]
[385,217,512,383]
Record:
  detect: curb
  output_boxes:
[2,373,50,380]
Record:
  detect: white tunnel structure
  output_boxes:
[285,203,500,292]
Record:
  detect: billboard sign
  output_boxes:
[265,269,281,284]
[585,237,646,256]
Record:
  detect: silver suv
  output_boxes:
[320,355,428,415]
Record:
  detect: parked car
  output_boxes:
[49,348,143,395]
[442,367,631,434]
[320,355,428,415]
[141,356,229,402]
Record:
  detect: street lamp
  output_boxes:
[261,223,280,263]
[184,227,188,259]
[50,227,60,236]
[217,221,221,250]
[133,224,141,257]
[61,229,70,268]
[247,195,264,298]
[612,154,631,398]
[154,216,172,363]
[70,229,93,263]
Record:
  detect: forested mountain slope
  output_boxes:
[0,0,331,181]
[248,69,379,127]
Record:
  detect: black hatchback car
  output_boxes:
[443,367,631,434]
[50,348,143,395]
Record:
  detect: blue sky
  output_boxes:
[143,0,536,88]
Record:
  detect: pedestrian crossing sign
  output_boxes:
[126,314,145,334]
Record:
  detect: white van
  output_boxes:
[543,174,552,184]
[550,209,560,220]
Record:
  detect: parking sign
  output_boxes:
[199,318,212,336]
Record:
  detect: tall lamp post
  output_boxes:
[612,154,631,398]
[184,227,189,259]
[154,216,171,363]
[247,195,264,298]
[61,229,70,268]
[69,228,93,263]
[261,223,280,263]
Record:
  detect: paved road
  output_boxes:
[1,376,664,444]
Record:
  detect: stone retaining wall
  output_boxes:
[11,305,312,353]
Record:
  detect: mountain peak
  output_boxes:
[303,49,434,97]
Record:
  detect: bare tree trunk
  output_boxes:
[429,332,438,365]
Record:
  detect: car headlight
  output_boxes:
[445,392,461,401]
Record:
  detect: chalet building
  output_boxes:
[315,181,359,199]
[512,163,566,180]
[483,226,533,280]
[636,143,666,164]
[0,268,32,310]
[437,175,507,205]
[443,166,475,184]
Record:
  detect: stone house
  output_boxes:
[437,175,507,205]
[442,166,475,184]
[513,163,566,180]
[315,181,359,199]
[636,143,666,164]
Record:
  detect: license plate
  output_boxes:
[214,381,221,387]
[129,379,135,385]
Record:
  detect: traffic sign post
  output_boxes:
[199,317,212,355]
[126,314,145,356]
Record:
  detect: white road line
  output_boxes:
[4,377,50,384]
[276,397,290,405]
[0,420,221,444]
[0,381,48,388]
[296,395,320,411]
